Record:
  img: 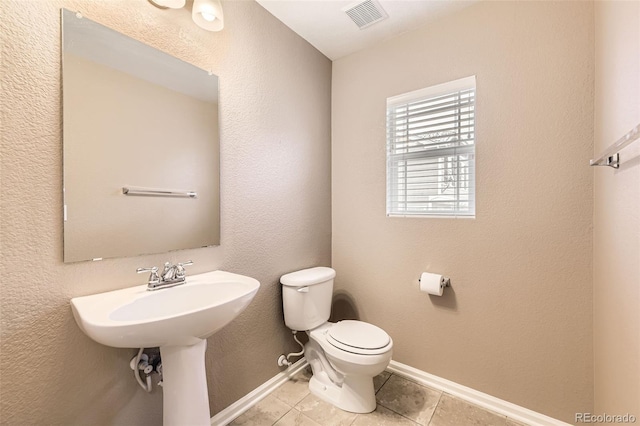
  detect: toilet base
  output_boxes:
[308,373,376,413]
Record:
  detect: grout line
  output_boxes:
[301,410,323,426]
[375,374,417,424]
[426,391,444,426]
[293,393,311,411]
[376,374,424,423]
[375,371,393,394]
[270,406,291,426]
[377,373,441,426]
[376,399,422,425]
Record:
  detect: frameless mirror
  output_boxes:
[62,9,220,263]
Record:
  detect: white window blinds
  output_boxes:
[386,76,476,218]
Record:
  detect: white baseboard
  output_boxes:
[210,358,569,426]
[210,358,308,426]
[387,360,570,426]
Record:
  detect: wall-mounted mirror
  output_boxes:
[62,9,220,263]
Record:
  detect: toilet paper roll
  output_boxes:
[419,272,447,296]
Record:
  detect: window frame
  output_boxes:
[386,76,476,219]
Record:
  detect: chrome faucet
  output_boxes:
[137,261,193,290]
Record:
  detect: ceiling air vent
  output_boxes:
[343,0,389,30]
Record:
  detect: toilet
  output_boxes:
[280,267,393,413]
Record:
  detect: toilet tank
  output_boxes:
[281,267,336,331]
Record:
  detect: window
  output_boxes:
[386,76,476,218]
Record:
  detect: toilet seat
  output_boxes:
[326,320,391,355]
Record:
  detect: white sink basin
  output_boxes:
[70,270,260,426]
[71,270,259,348]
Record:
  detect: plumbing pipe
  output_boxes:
[277,331,305,366]
[132,348,152,392]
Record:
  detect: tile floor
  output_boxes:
[229,368,530,426]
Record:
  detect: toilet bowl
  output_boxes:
[305,321,393,413]
[280,267,393,413]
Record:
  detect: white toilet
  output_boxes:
[280,267,393,413]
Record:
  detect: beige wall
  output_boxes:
[332,1,594,422]
[0,0,331,424]
[594,0,640,418]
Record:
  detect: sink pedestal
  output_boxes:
[160,339,210,426]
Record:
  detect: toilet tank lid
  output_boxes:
[281,267,336,287]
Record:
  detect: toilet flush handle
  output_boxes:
[297,286,309,293]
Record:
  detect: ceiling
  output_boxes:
[256,0,479,60]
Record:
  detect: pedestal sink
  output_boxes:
[70,270,260,425]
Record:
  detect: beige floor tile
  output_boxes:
[230,368,520,426]
[374,371,392,393]
[352,404,418,426]
[274,409,323,426]
[376,375,442,425]
[295,393,358,426]
[273,368,312,406]
[230,395,291,426]
[429,394,507,426]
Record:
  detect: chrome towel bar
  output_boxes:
[122,187,197,198]
[590,124,640,169]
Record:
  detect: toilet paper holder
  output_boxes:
[419,275,451,289]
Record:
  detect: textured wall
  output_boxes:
[0,0,331,424]
[594,0,640,418]
[332,1,594,422]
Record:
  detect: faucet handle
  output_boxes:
[136,266,160,285]
[175,260,193,279]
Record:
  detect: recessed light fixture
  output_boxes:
[149,0,224,32]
